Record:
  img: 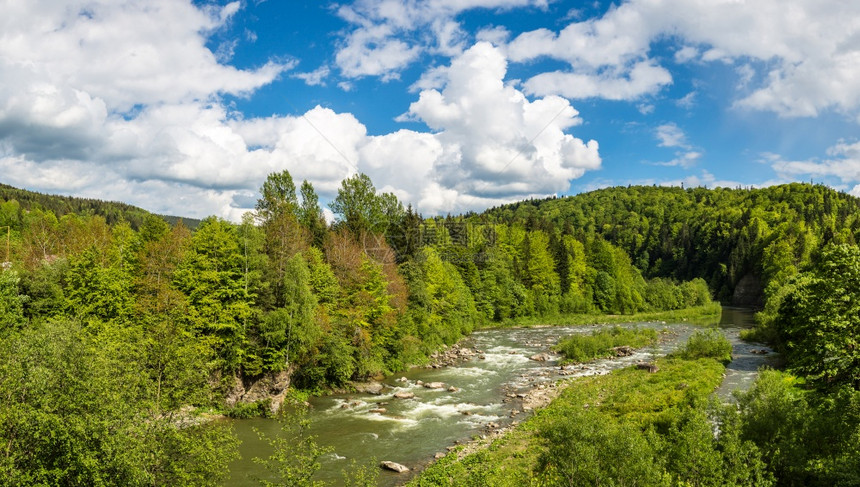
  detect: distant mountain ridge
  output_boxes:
[0,183,200,229]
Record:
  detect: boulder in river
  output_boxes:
[393,391,415,399]
[529,353,554,362]
[380,461,410,473]
[353,381,385,395]
[424,382,446,389]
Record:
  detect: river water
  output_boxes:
[226,307,775,486]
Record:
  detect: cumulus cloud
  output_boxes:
[0,3,600,220]
[505,0,860,116]
[655,123,688,149]
[333,0,547,79]
[402,42,600,211]
[770,141,860,189]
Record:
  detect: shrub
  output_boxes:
[674,329,732,363]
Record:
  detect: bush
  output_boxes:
[554,326,658,363]
[674,329,732,363]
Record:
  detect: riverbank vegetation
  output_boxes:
[409,332,769,486]
[2,178,860,484]
[554,326,658,364]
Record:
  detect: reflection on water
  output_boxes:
[226,308,774,486]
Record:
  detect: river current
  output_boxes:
[226,307,774,486]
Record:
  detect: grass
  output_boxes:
[407,348,726,486]
[553,326,658,364]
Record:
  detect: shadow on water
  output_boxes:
[227,307,776,486]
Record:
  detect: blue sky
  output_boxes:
[2,0,860,220]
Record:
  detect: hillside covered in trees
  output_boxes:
[2,178,859,485]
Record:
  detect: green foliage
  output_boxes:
[554,326,658,363]
[0,270,27,330]
[330,173,402,235]
[673,328,733,363]
[535,408,667,486]
[0,320,237,486]
[174,217,254,372]
[737,370,860,486]
[410,339,747,486]
[253,404,333,487]
[256,170,299,224]
[775,243,860,390]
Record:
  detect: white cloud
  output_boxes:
[655,123,688,148]
[333,0,548,79]
[0,0,601,221]
[293,66,331,86]
[770,140,860,185]
[654,151,701,169]
[522,61,672,100]
[401,42,601,212]
[676,91,696,109]
[505,0,860,117]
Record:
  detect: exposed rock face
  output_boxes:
[225,369,292,414]
[380,461,409,473]
[732,273,764,308]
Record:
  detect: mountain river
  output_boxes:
[226,307,775,486]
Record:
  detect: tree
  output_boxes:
[253,403,332,487]
[330,173,401,237]
[174,217,254,372]
[256,170,299,224]
[256,254,319,374]
[0,270,26,331]
[0,320,238,486]
[777,243,860,390]
[299,180,327,248]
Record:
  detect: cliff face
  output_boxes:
[732,274,764,308]
[225,369,293,414]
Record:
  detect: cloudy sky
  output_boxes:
[3,0,860,220]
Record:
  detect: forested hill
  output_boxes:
[482,183,860,304]
[0,183,199,229]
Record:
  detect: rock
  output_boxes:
[529,353,554,362]
[636,362,659,373]
[416,380,424,386]
[611,345,634,357]
[461,411,472,416]
[448,386,459,392]
[369,408,387,414]
[380,461,409,473]
[393,391,415,399]
[353,381,385,395]
[434,452,445,459]
[225,369,293,414]
[424,382,446,389]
